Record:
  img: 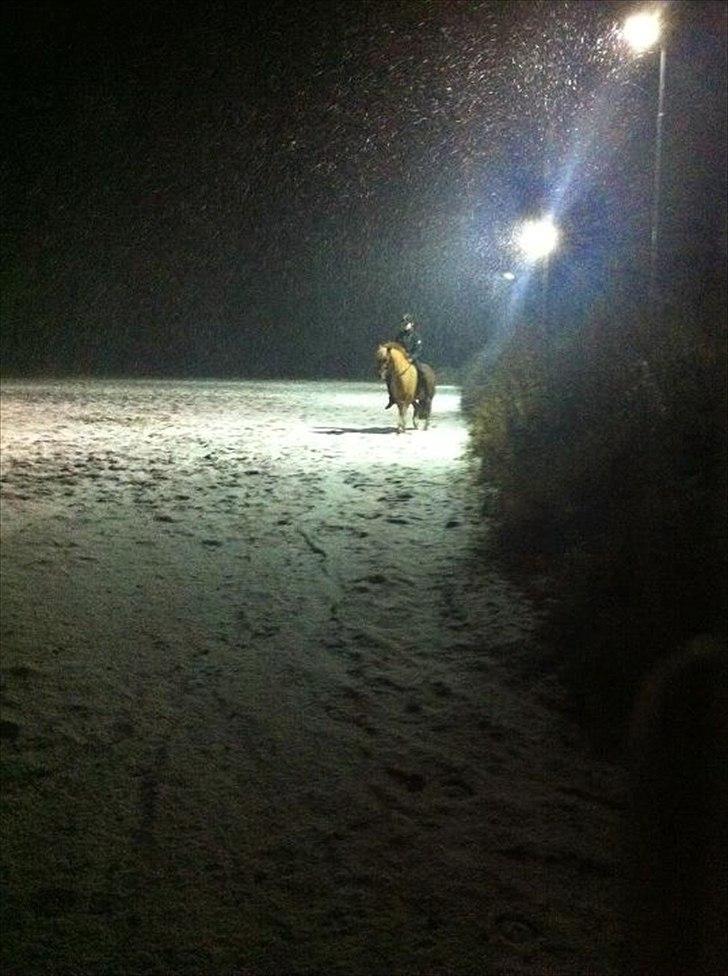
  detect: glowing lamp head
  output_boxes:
[622,11,662,52]
[516,218,560,262]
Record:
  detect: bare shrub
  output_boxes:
[465,300,727,739]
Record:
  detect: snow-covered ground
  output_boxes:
[0,379,624,976]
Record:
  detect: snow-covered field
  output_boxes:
[0,379,623,975]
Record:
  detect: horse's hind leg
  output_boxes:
[423,394,434,429]
[397,403,407,433]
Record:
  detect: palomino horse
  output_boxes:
[376,342,436,432]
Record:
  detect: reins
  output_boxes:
[387,348,415,380]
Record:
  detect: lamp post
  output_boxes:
[515,216,560,329]
[622,9,666,307]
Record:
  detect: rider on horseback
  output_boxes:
[386,314,423,409]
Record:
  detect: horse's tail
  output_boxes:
[419,363,436,400]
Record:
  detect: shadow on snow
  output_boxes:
[313,426,400,436]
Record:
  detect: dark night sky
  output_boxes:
[1,0,726,378]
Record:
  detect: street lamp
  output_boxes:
[515,216,560,328]
[621,9,666,305]
[622,10,662,52]
[516,217,560,262]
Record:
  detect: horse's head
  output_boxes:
[375,343,390,380]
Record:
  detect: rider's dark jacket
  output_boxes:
[397,327,422,363]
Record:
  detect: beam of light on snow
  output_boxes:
[319,385,468,464]
[0,381,470,499]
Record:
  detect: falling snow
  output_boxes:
[4,0,724,377]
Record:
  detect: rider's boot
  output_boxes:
[385,396,395,409]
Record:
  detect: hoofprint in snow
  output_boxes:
[0,379,624,976]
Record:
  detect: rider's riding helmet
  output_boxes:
[402,314,414,331]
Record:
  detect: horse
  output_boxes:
[375,342,436,432]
